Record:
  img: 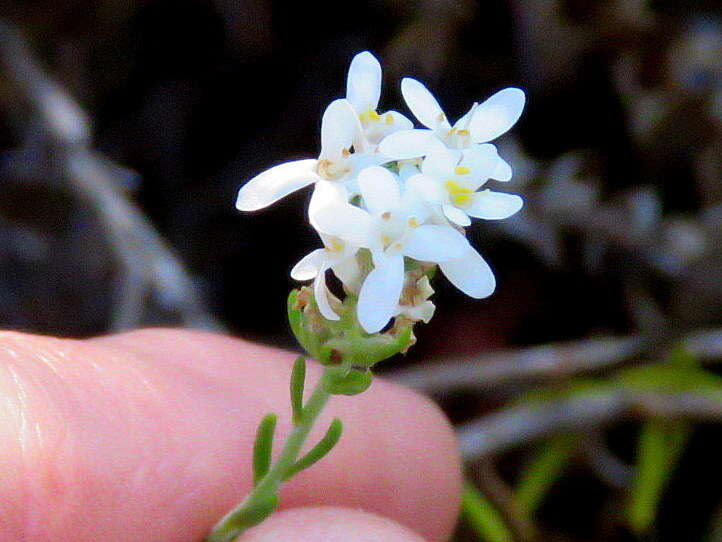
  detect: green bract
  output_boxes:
[288,286,415,370]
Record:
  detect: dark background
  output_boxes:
[1,1,721,541]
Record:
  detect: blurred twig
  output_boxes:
[389,328,722,394]
[458,389,722,459]
[0,20,221,331]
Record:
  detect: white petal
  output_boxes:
[309,180,349,230]
[491,155,513,181]
[382,110,414,131]
[443,204,471,226]
[440,247,496,298]
[236,159,319,211]
[401,78,450,130]
[290,248,326,281]
[346,51,382,113]
[358,166,401,214]
[421,137,456,179]
[453,102,478,131]
[312,202,373,246]
[466,190,524,220]
[403,225,469,262]
[405,174,446,204]
[378,129,435,160]
[314,264,340,321]
[469,87,525,143]
[460,144,499,180]
[332,255,361,293]
[357,252,404,333]
[320,99,359,161]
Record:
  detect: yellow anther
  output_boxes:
[445,180,474,207]
[384,113,394,125]
[457,129,470,136]
[408,217,419,228]
[454,166,471,175]
[381,235,392,246]
[327,239,344,252]
[342,148,351,158]
[360,110,382,122]
[381,211,392,220]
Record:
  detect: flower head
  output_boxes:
[236,50,526,344]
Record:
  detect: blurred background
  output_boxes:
[1,0,721,540]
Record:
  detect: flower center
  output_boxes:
[445,180,474,207]
[372,211,409,251]
[317,158,350,181]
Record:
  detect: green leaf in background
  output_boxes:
[283,418,343,480]
[290,356,306,424]
[627,419,691,534]
[514,433,578,519]
[462,481,514,542]
[252,413,277,485]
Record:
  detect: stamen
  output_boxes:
[454,166,471,175]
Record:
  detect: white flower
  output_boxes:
[291,234,360,321]
[378,77,525,181]
[314,166,473,333]
[406,138,523,227]
[236,99,381,216]
[345,51,414,151]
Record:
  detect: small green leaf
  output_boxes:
[322,367,373,395]
[462,481,514,542]
[514,433,578,518]
[627,420,690,534]
[290,357,306,425]
[283,418,343,480]
[252,413,277,485]
[207,493,279,540]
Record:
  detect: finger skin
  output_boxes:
[239,506,428,542]
[0,329,461,541]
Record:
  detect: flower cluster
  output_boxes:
[237,51,525,335]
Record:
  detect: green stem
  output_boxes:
[205,368,333,542]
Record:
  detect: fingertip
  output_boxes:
[238,506,428,542]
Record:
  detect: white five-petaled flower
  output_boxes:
[406,138,524,227]
[345,51,414,151]
[314,166,479,333]
[236,98,381,219]
[378,77,525,182]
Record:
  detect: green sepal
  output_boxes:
[252,413,277,485]
[322,366,373,396]
[287,287,417,369]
